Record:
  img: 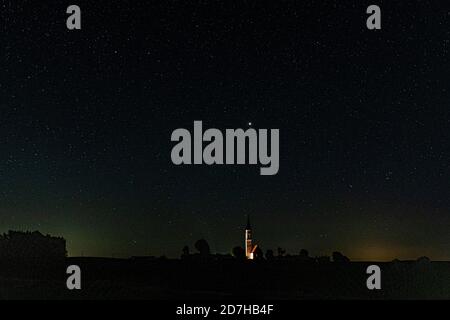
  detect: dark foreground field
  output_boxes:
[0,258,449,299]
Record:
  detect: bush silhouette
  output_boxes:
[277,247,286,257]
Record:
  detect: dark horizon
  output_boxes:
[2,225,447,262]
[2,1,450,261]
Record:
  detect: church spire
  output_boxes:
[245,215,253,259]
[246,215,251,230]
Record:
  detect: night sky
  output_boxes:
[2,1,450,261]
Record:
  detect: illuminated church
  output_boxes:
[245,216,258,259]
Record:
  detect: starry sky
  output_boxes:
[1,1,450,261]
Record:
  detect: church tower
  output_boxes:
[245,215,253,259]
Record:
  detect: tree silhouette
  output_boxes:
[416,256,430,267]
[232,246,246,260]
[299,249,310,262]
[181,245,190,259]
[265,249,274,260]
[0,230,66,262]
[332,251,350,263]
[417,256,430,263]
[277,247,286,257]
[194,239,210,256]
[253,246,264,260]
